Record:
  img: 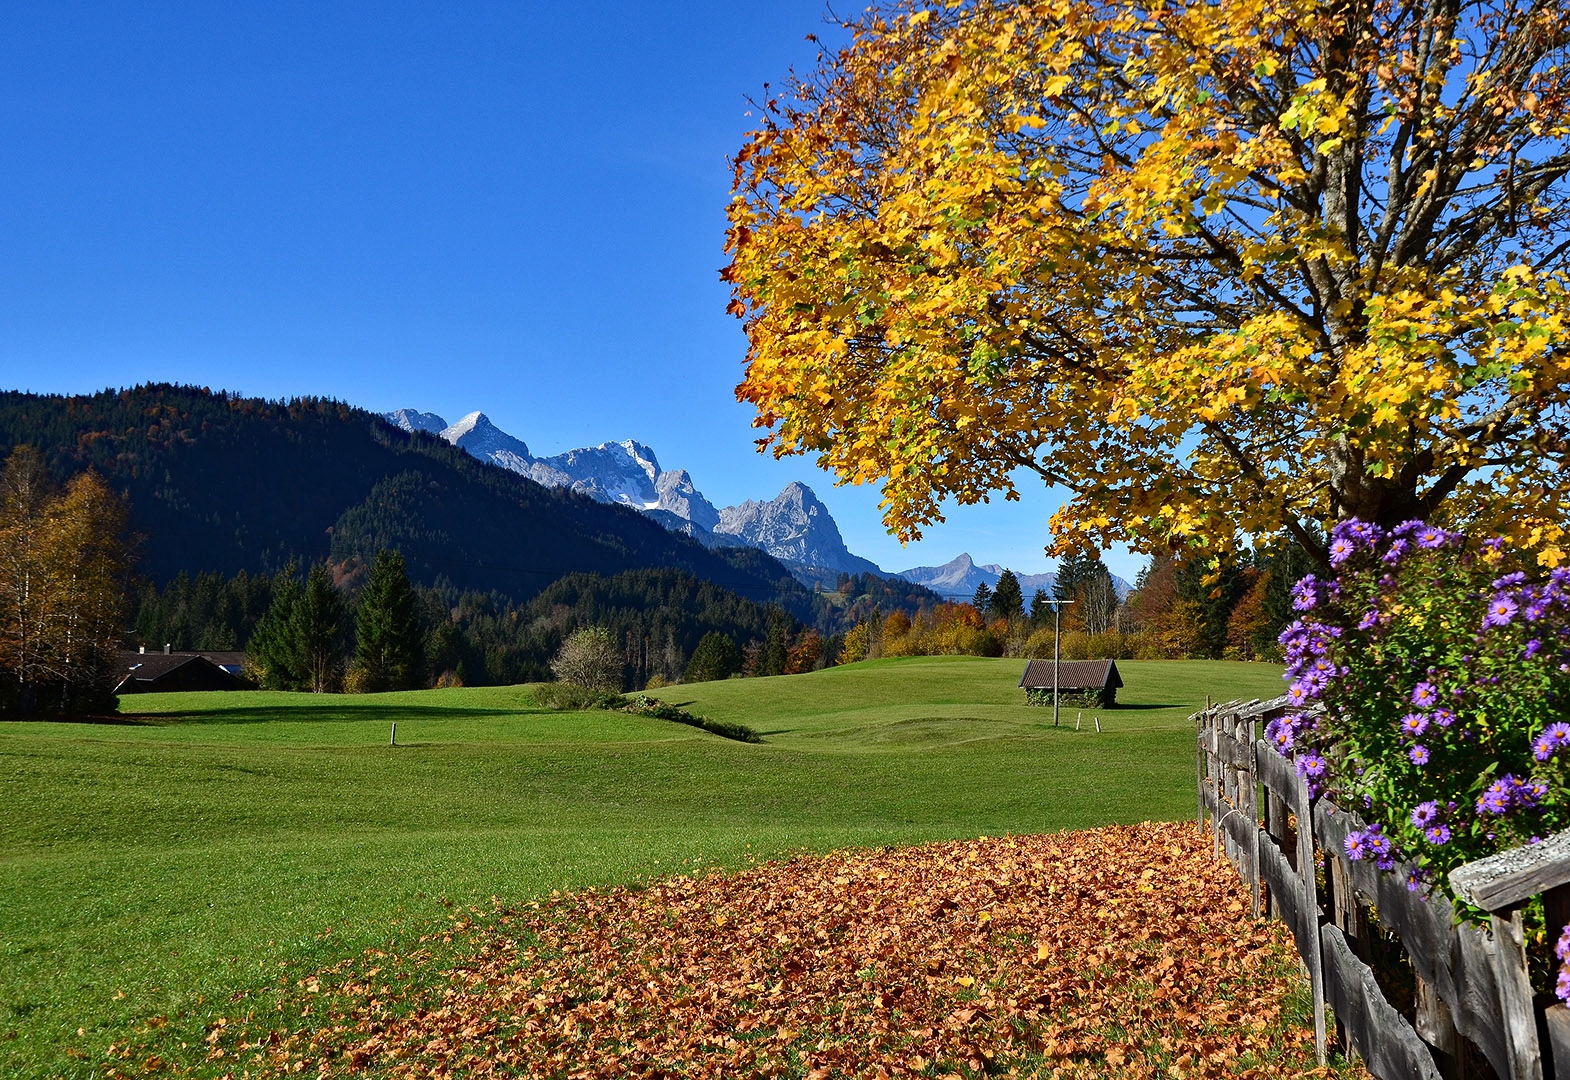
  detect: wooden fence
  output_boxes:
[1197,695,1570,1080]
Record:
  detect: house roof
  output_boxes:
[113,651,244,692]
[1018,658,1123,691]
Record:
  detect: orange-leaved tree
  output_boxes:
[726,0,1570,566]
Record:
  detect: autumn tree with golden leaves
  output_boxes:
[726,0,1570,567]
[0,447,129,714]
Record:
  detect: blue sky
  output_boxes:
[0,1,1143,582]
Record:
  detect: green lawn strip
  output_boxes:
[2,657,1287,1077]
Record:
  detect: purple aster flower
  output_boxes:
[1286,682,1312,707]
[1292,576,1322,612]
[1296,752,1327,780]
[1409,744,1430,765]
[1363,826,1392,858]
[1478,782,1510,815]
[1400,712,1430,738]
[1410,801,1438,826]
[1558,968,1570,1006]
[1492,571,1526,588]
[1424,823,1451,845]
[1417,526,1448,549]
[1534,722,1570,761]
[1556,926,1570,963]
[1526,639,1544,659]
[1329,537,1356,565]
[1357,608,1380,630]
[1411,682,1438,708]
[1431,708,1456,728]
[1344,830,1368,861]
[1484,593,1519,628]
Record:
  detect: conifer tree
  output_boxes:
[990,570,1024,621]
[246,566,305,690]
[970,581,992,612]
[685,631,740,683]
[292,564,345,693]
[350,550,423,692]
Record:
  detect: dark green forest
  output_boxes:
[132,563,817,690]
[0,384,809,611]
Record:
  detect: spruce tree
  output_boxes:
[246,565,305,690]
[759,611,789,677]
[351,550,423,692]
[291,564,345,693]
[685,631,740,683]
[990,569,1024,621]
[971,581,992,611]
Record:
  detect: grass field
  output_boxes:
[1,656,1286,1077]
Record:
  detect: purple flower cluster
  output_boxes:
[1344,822,1399,870]
[1476,774,1547,815]
[1274,518,1569,918]
[1475,566,1570,633]
[1535,722,1570,762]
[1265,712,1313,753]
[1557,925,1570,1004]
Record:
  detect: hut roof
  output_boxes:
[1018,658,1123,691]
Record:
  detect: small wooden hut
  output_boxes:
[1018,658,1122,708]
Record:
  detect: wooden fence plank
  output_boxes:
[1450,828,1570,914]
[1487,911,1542,1080]
[1204,728,1253,770]
[1259,832,1317,965]
[1256,742,1306,805]
[1320,923,1443,1080]
[1316,800,1532,1080]
[1544,1003,1570,1080]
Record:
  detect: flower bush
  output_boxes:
[1266,520,1570,919]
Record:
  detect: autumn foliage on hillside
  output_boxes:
[150,824,1359,1079]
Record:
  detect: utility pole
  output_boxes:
[1041,599,1076,727]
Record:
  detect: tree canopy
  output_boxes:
[727,0,1570,566]
[0,447,128,714]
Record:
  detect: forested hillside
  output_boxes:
[0,385,808,613]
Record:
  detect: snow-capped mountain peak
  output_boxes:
[438,411,532,472]
[386,408,448,435]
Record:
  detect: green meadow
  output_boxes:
[0,656,1285,1077]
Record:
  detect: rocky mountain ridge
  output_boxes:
[386,408,1124,593]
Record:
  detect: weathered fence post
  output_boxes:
[1247,717,1260,918]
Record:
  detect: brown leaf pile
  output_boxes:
[164,823,1353,1079]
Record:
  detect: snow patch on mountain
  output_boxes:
[386,408,449,435]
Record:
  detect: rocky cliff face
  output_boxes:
[438,411,533,473]
[714,482,882,576]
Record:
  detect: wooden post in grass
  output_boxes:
[390,722,397,747]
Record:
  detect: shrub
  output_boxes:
[531,683,624,711]
[1269,519,1570,922]
[550,626,623,693]
[622,695,762,743]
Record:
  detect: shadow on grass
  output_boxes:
[115,704,522,726]
[3,713,160,726]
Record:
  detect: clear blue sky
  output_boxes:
[0,1,1143,582]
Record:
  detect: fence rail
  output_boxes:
[1197,695,1570,1080]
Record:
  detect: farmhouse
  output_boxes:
[113,649,247,695]
[1018,658,1122,708]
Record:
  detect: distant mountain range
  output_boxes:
[388,408,1132,597]
[0,386,810,615]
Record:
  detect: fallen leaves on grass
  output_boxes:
[123,822,1356,1078]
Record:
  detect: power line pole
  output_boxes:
[1041,599,1076,727]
